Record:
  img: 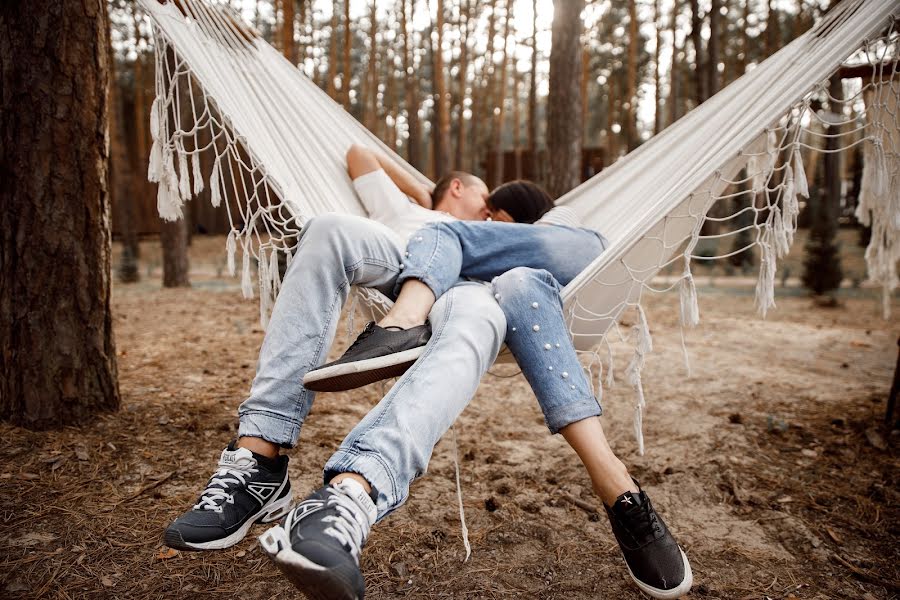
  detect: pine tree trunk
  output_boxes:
[401,0,421,170]
[689,0,705,104]
[342,0,352,110]
[298,0,308,74]
[547,0,584,198]
[654,0,662,134]
[366,0,378,130]
[327,0,339,98]
[432,0,451,177]
[707,0,720,98]
[739,0,749,74]
[454,0,471,170]
[527,0,539,178]
[160,46,191,288]
[1,0,120,427]
[626,0,639,151]
[668,0,681,124]
[765,0,777,57]
[282,0,296,63]
[110,43,139,283]
[491,0,512,187]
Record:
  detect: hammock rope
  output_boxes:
[138,0,899,455]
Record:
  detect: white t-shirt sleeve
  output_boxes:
[352,169,417,221]
[535,205,580,227]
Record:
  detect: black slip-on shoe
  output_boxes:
[605,484,693,598]
[303,321,431,392]
[259,479,378,600]
[164,444,292,551]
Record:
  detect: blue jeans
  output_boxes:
[492,267,602,434]
[237,214,507,519]
[395,221,608,299]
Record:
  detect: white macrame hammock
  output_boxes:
[139,0,899,458]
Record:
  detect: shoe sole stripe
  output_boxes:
[622,547,693,599]
[165,473,293,551]
[302,347,425,392]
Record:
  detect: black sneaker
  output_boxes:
[604,484,693,599]
[164,444,292,551]
[259,479,377,600]
[302,321,431,392]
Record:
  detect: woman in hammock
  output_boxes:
[303,180,693,600]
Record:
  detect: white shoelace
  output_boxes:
[321,490,371,560]
[193,461,258,512]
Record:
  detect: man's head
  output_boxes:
[431,172,490,221]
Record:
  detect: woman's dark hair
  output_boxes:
[488,180,555,224]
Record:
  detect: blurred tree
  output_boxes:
[527,0,538,177]
[625,0,639,150]
[431,0,451,176]
[282,0,296,62]
[547,0,584,197]
[1,0,120,427]
[401,0,422,170]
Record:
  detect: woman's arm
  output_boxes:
[346,145,433,209]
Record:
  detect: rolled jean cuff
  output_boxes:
[541,395,603,434]
[323,449,402,521]
[237,410,301,448]
[394,269,448,302]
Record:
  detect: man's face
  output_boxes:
[444,177,490,221]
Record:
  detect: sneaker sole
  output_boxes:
[624,547,693,599]
[259,525,362,600]
[164,484,293,551]
[302,346,425,392]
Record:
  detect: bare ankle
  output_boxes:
[237,436,280,459]
[377,316,424,329]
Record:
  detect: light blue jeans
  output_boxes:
[238,214,603,519]
[395,221,608,299]
[237,214,506,519]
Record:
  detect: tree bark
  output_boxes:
[431,0,451,177]
[342,0,352,110]
[454,0,472,170]
[668,0,682,124]
[689,0,706,104]
[491,0,512,187]
[298,0,308,74]
[1,0,120,427]
[327,0,339,98]
[625,0,639,151]
[707,0,720,98]
[282,0,296,62]
[547,0,584,198]
[654,0,663,134]
[527,0,538,177]
[160,46,191,288]
[366,0,378,130]
[401,0,421,170]
[109,34,138,284]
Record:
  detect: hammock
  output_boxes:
[139,0,899,453]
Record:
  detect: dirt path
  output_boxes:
[1,265,897,599]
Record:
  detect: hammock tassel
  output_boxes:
[148,139,163,183]
[771,206,790,258]
[178,150,192,201]
[192,152,205,195]
[149,97,161,141]
[258,246,272,328]
[782,164,797,247]
[269,246,281,298]
[241,242,254,299]
[226,230,237,277]
[793,148,809,199]
[679,269,700,328]
[755,239,777,317]
[210,158,222,208]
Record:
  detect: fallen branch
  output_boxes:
[832,553,900,592]
[561,493,600,516]
[117,470,177,504]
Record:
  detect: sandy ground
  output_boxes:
[1,238,898,600]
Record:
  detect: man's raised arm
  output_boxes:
[346,145,433,209]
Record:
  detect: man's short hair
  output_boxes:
[432,171,482,206]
